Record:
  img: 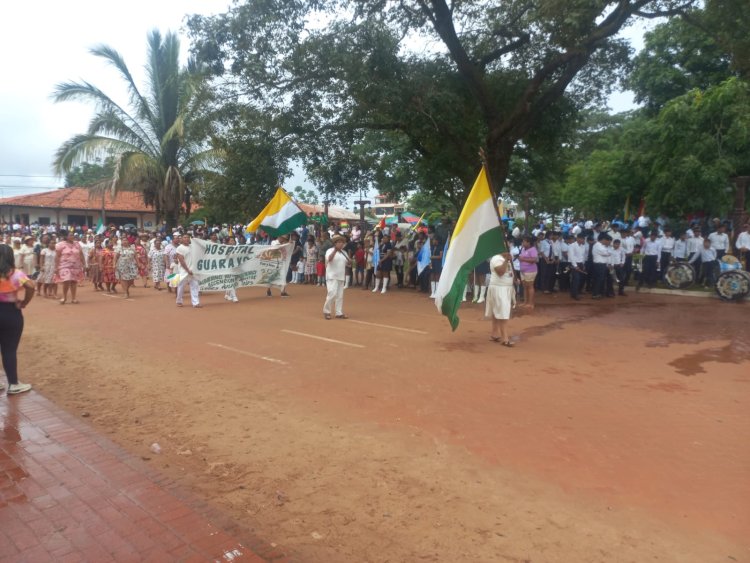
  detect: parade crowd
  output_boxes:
[1,213,749,394]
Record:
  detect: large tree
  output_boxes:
[187,0,693,206]
[52,30,221,229]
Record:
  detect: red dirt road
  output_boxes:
[19,282,750,562]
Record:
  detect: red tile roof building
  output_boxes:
[0,187,157,229]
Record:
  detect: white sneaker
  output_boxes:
[477,297,485,304]
[7,382,32,395]
[224,295,230,301]
[232,297,239,303]
[381,288,387,294]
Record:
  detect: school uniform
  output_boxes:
[567,241,585,300]
[690,247,717,286]
[673,239,688,261]
[659,235,675,272]
[639,238,662,288]
[609,246,626,295]
[591,242,610,298]
[708,231,729,259]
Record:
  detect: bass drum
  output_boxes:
[663,262,695,290]
[714,270,750,301]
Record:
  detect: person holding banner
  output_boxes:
[323,235,350,319]
[175,234,201,308]
[266,235,291,297]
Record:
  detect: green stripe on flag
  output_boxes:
[261,212,308,237]
[440,227,506,331]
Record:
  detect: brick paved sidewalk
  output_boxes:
[0,391,289,562]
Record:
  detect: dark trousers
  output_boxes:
[639,255,659,287]
[592,263,607,297]
[660,251,672,273]
[418,268,431,292]
[558,262,570,291]
[570,270,582,299]
[0,303,24,386]
[395,265,404,287]
[699,261,718,286]
[623,254,633,285]
[614,266,626,294]
[543,261,558,292]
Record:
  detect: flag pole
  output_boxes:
[478,148,515,276]
[478,149,510,248]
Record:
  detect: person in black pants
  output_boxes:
[0,244,35,395]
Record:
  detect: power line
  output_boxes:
[0,185,64,190]
[0,174,60,178]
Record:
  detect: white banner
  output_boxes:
[189,239,294,292]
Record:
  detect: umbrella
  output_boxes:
[190,220,205,225]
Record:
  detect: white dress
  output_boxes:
[485,254,516,320]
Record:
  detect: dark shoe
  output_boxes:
[266,289,272,297]
[280,291,290,297]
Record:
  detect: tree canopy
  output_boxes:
[187,0,689,211]
[52,30,221,228]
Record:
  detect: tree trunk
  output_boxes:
[484,135,516,199]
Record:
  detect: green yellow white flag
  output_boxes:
[434,166,506,331]
[246,187,307,236]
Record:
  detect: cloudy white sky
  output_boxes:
[0,1,647,202]
[0,0,231,199]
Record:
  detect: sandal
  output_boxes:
[490,336,501,342]
[501,340,514,348]
[324,314,332,320]
[59,299,66,305]
[71,300,79,304]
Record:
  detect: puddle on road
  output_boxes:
[517,299,750,377]
[668,338,750,376]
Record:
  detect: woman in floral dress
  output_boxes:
[54,229,85,304]
[101,239,118,293]
[115,237,138,299]
[88,237,104,291]
[134,236,149,288]
[40,239,57,298]
[304,236,317,284]
[148,238,165,290]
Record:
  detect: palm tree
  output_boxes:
[52,30,220,229]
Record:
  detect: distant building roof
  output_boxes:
[0,187,153,213]
[298,202,359,221]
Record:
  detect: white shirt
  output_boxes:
[642,238,662,256]
[609,230,622,241]
[687,236,705,255]
[567,242,585,268]
[560,241,569,260]
[690,247,716,264]
[510,245,520,271]
[673,239,688,259]
[550,239,562,260]
[489,255,514,287]
[175,244,192,275]
[660,236,675,252]
[707,231,729,251]
[609,247,625,266]
[592,242,611,264]
[736,231,750,251]
[325,247,348,281]
[621,236,635,254]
